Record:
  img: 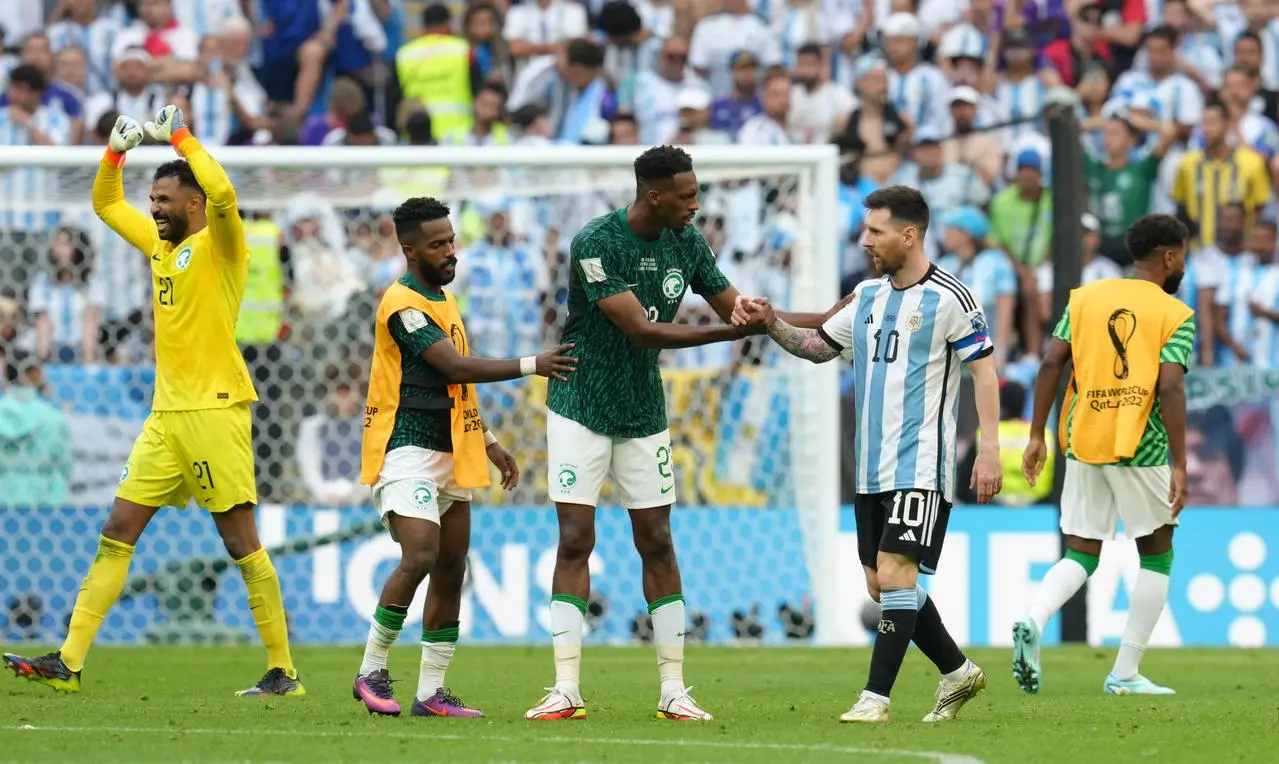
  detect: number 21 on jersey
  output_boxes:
[157,276,175,307]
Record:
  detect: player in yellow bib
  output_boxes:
[352,197,577,717]
[1018,214,1193,696]
[3,107,303,698]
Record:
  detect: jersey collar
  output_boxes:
[891,262,936,291]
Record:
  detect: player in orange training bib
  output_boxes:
[3,107,303,698]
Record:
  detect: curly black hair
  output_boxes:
[1125,214,1188,262]
[153,159,204,194]
[393,197,450,243]
[633,145,693,185]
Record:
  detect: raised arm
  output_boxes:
[173,130,244,260]
[92,117,159,256]
[148,105,245,260]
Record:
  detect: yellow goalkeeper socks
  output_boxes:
[61,535,135,672]
[235,548,296,676]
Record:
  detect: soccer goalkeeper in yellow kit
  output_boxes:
[3,107,303,697]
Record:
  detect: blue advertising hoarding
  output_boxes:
[1,506,1277,648]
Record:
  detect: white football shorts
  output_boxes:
[546,410,676,509]
[372,446,472,540]
[1060,460,1177,540]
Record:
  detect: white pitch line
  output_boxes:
[4,724,984,764]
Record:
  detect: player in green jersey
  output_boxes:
[1017,214,1194,697]
[525,146,843,721]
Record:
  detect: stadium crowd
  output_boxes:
[2,0,1279,508]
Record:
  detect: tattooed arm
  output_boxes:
[766,318,842,363]
[741,294,853,363]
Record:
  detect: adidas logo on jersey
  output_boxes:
[898,529,917,543]
[864,314,874,324]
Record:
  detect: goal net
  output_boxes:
[0,144,847,646]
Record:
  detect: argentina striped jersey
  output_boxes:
[819,266,993,501]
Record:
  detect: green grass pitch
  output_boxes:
[2,645,1276,763]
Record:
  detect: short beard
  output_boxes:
[158,216,187,243]
[874,253,900,276]
[420,258,456,286]
[1163,271,1184,295]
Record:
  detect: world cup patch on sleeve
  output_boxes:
[399,308,429,333]
[967,309,988,336]
[580,258,606,283]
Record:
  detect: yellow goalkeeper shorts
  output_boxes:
[117,403,258,512]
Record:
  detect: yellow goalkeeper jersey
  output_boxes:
[92,135,257,412]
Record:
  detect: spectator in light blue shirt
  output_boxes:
[891,126,991,260]
[936,205,1017,370]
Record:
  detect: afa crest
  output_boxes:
[905,312,923,332]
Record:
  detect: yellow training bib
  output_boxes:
[361,282,490,488]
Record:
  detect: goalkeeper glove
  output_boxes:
[108,115,144,154]
[144,104,188,144]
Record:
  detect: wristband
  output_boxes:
[484,429,498,447]
[104,148,126,169]
[169,127,194,150]
[520,356,537,376]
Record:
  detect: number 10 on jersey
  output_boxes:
[872,329,899,363]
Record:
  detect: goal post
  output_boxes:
[0,144,846,646]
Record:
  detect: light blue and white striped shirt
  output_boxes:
[632,71,710,145]
[0,106,72,231]
[46,18,120,94]
[994,74,1047,143]
[28,271,87,349]
[1113,69,1204,127]
[772,2,834,69]
[173,0,247,38]
[188,81,236,147]
[64,205,150,324]
[1215,251,1260,368]
[888,63,950,136]
[453,238,550,358]
[1132,32,1225,89]
[820,266,992,500]
[890,163,990,260]
[1250,263,1279,370]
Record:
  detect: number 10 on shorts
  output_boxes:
[889,490,941,547]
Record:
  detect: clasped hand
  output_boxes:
[730,295,775,332]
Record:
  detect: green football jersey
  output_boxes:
[1085,149,1160,264]
[386,274,454,453]
[1055,308,1196,466]
[546,208,732,438]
